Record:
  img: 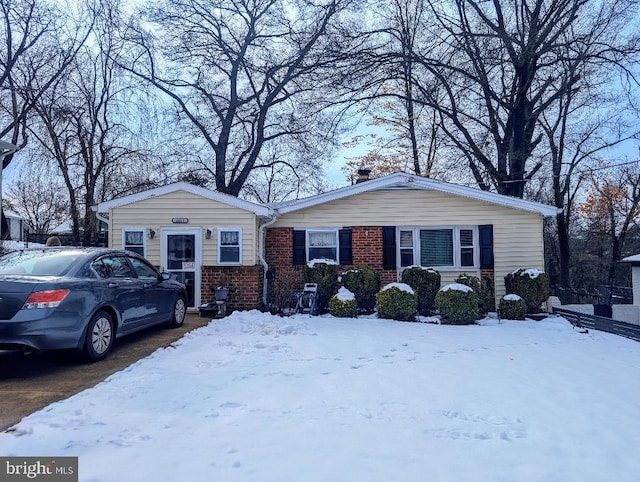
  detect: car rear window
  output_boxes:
[0,249,84,276]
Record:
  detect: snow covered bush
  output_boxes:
[401,266,440,315]
[329,287,359,318]
[456,273,495,314]
[435,283,479,325]
[375,283,417,321]
[504,268,549,314]
[498,294,527,320]
[340,266,380,314]
[304,260,340,313]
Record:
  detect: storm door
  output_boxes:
[161,228,201,308]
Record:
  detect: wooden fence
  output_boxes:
[553,307,640,342]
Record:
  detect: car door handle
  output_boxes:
[108,282,119,288]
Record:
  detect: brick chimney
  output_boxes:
[355,168,372,183]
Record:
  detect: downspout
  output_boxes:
[92,206,110,246]
[258,209,280,309]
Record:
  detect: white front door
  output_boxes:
[161,228,201,308]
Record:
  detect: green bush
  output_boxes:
[329,287,359,318]
[375,283,417,321]
[304,261,340,313]
[455,273,495,314]
[401,266,441,315]
[340,267,381,314]
[435,283,479,325]
[498,294,527,320]
[504,268,550,314]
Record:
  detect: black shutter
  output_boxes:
[293,230,306,265]
[339,229,353,265]
[479,224,494,269]
[382,226,396,270]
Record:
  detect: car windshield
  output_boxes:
[0,249,85,276]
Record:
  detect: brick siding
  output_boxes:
[201,265,264,312]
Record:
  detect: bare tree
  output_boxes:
[3,155,68,234]
[119,0,349,197]
[0,0,94,238]
[29,0,156,244]
[409,0,640,197]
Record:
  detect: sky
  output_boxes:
[1,310,639,482]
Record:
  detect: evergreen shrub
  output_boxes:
[435,283,479,325]
[498,294,527,320]
[504,269,550,314]
[340,267,381,314]
[401,266,441,315]
[375,283,417,321]
[329,287,359,318]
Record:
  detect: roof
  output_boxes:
[94,182,273,216]
[621,254,640,265]
[0,140,17,153]
[269,172,559,216]
[4,210,22,219]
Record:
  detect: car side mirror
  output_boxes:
[161,272,172,281]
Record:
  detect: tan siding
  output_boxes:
[109,190,258,267]
[273,189,545,299]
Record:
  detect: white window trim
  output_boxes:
[122,227,146,256]
[397,226,479,270]
[306,228,339,263]
[217,227,242,265]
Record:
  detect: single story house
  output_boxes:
[94,173,558,312]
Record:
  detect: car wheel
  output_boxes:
[168,295,186,328]
[84,310,114,361]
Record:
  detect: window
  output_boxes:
[92,256,134,278]
[123,229,145,256]
[399,230,414,267]
[218,228,242,264]
[128,256,159,280]
[398,227,477,269]
[420,229,454,266]
[307,230,338,262]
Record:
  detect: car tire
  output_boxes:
[83,310,114,361]
[167,295,186,328]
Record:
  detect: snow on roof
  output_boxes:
[94,182,273,216]
[621,254,640,264]
[269,172,559,217]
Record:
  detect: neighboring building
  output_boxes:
[95,173,558,312]
[4,210,25,241]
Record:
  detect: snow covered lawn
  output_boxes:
[2,311,640,482]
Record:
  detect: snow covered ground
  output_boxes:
[1,311,640,482]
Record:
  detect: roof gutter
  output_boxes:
[258,210,280,309]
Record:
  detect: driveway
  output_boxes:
[0,313,211,432]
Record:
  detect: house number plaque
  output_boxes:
[172,218,189,224]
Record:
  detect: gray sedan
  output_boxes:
[0,247,187,361]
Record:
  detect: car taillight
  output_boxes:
[23,289,70,309]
